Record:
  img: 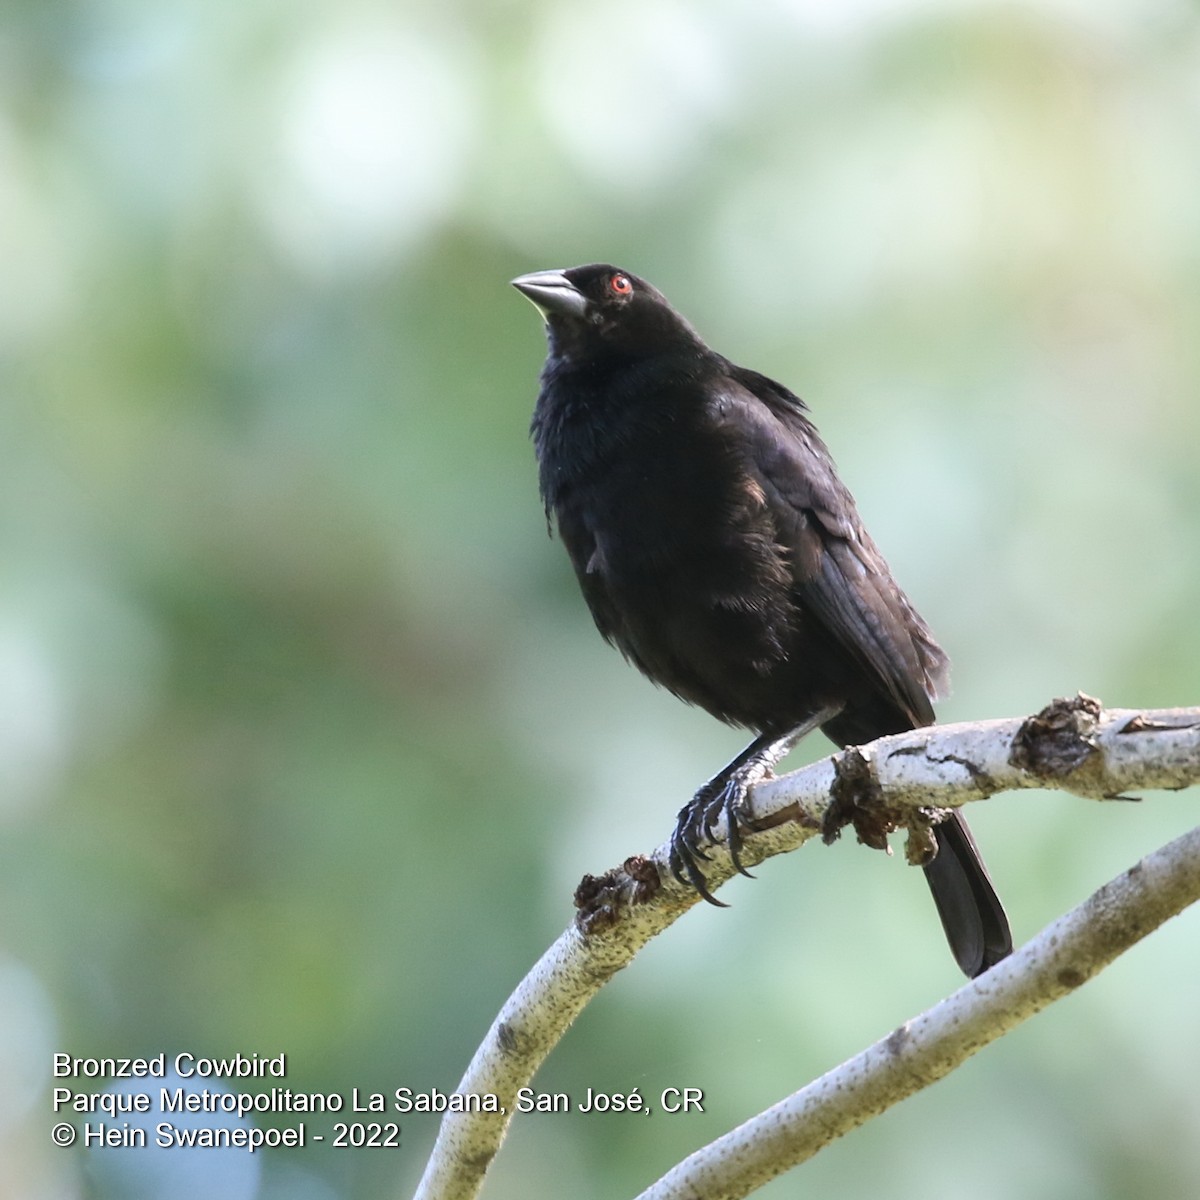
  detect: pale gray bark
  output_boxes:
[411,697,1200,1200]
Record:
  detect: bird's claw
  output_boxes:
[669,771,762,905]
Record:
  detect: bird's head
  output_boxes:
[511,264,703,362]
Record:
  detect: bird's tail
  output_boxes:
[922,810,1012,978]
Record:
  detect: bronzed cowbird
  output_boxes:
[512,263,1011,978]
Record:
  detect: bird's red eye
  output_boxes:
[609,273,633,296]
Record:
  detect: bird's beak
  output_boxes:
[511,270,588,320]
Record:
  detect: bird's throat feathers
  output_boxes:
[533,348,719,481]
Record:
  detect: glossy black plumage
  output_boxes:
[513,263,1011,977]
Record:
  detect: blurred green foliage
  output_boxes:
[1,1,1198,1197]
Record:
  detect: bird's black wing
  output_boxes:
[716,366,948,727]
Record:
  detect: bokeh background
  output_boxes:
[2,0,1199,1197]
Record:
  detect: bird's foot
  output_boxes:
[669,760,772,906]
[666,714,838,907]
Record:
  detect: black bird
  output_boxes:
[512,263,1011,978]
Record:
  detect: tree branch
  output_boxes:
[634,821,1200,1200]
[410,697,1200,1200]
